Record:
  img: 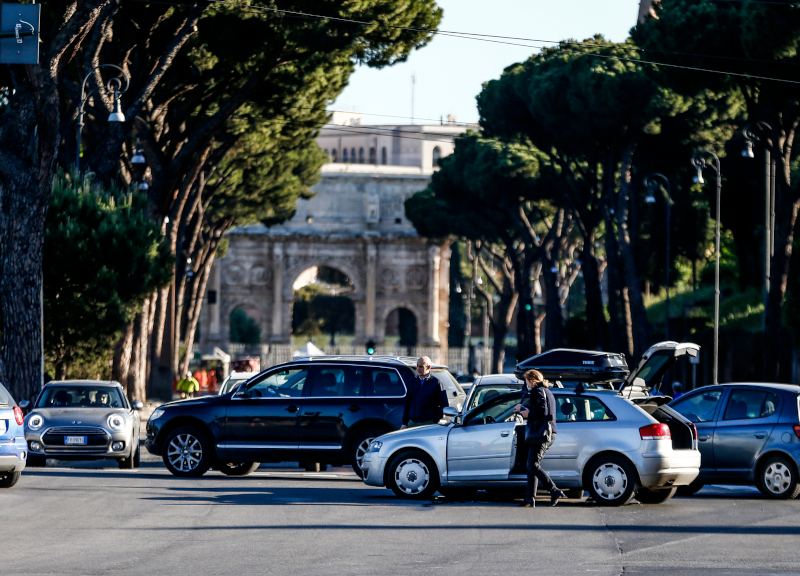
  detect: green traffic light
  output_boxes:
[367,347,375,355]
[525,304,532,311]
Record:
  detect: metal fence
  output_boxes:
[218,343,472,373]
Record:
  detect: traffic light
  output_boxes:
[523,296,533,312]
[366,339,376,355]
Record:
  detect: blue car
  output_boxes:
[0,381,27,488]
[669,383,800,499]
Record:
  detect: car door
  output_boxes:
[446,396,519,481]
[712,387,781,478]
[362,366,406,426]
[544,395,619,484]
[222,365,309,459]
[299,364,365,453]
[670,388,725,473]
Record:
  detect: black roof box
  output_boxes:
[515,349,629,383]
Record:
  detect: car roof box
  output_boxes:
[515,349,629,383]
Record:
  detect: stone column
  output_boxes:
[271,242,284,342]
[365,240,378,341]
[427,245,441,346]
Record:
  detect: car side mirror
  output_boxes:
[132,401,144,411]
[18,400,30,414]
[442,406,459,418]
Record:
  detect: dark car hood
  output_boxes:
[161,395,224,410]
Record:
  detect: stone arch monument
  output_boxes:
[199,163,452,362]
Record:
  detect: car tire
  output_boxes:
[438,487,477,501]
[387,450,439,500]
[676,482,704,496]
[26,455,46,468]
[133,440,141,468]
[162,426,213,477]
[635,486,677,504]
[219,462,260,476]
[584,454,639,507]
[756,455,800,500]
[0,471,21,488]
[350,429,386,478]
[119,440,140,470]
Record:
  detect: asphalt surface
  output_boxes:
[2,448,799,576]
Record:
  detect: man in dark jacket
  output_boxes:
[402,356,449,428]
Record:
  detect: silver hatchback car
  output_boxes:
[24,381,143,469]
[362,389,700,506]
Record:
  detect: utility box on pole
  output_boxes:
[0,4,40,65]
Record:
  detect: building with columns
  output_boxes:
[198,112,472,362]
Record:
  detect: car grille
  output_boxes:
[47,426,106,435]
[42,426,109,448]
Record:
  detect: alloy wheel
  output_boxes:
[355,437,375,472]
[592,462,628,501]
[394,457,431,496]
[764,461,792,495]
[167,433,203,473]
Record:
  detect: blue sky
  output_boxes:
[332,0,642,125]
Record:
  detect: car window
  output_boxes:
[467,384,523,412]
[0,382,14,406]
[365,368,405,397]
[36,387,124,408]
[245,367,308,398]
[307,366,363,397]
[671,390,722,422]
[465,396,527,426]
[555,396,615,421]
[723,390,780,421]
[431,369,464,398]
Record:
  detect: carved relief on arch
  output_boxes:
[405,267,427,290]
[224,263,245,285]
[251,266,272,285]
[380,267,400,287]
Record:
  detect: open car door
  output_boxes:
[620,341,699,400]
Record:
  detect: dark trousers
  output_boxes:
[524,435,556,501]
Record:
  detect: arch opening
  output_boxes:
[291,265,355,348]
[385,307,418,348]
[230,306,261,345]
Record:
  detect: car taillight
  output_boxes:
[793,425,800,440]
[640,423,671,440]
[13,406,23,426]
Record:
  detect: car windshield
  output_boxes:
[221,376,252,395]
[431,369,464,397]
[36,386,125,408]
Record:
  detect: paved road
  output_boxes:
[3,458,799,576]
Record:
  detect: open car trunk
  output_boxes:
[632,398,696,450]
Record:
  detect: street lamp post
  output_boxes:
[742,123,775,330]
[644,173,672,340]
[76,64,130,173]
[691,150,722,385]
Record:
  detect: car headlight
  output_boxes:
[368,440,383,452]
[107,414,126,431]
[27,414,44,430]
[149,408,165,421]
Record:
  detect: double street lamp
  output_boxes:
[76,64,130,173]
[644,173,672,340]
[691,150,722,385]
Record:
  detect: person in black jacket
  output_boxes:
[401,356,449,428]
[513,369,566,508]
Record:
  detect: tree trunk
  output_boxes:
[542,261,563,350]
[615,143,650,358]
[582,241,609,350]
[112,322,134,393]
[179,248,218,376]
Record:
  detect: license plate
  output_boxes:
[0,420,6,434]
[65,436,87,445]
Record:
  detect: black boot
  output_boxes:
[549,488,566,507]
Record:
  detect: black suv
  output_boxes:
[146,356,465,477]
